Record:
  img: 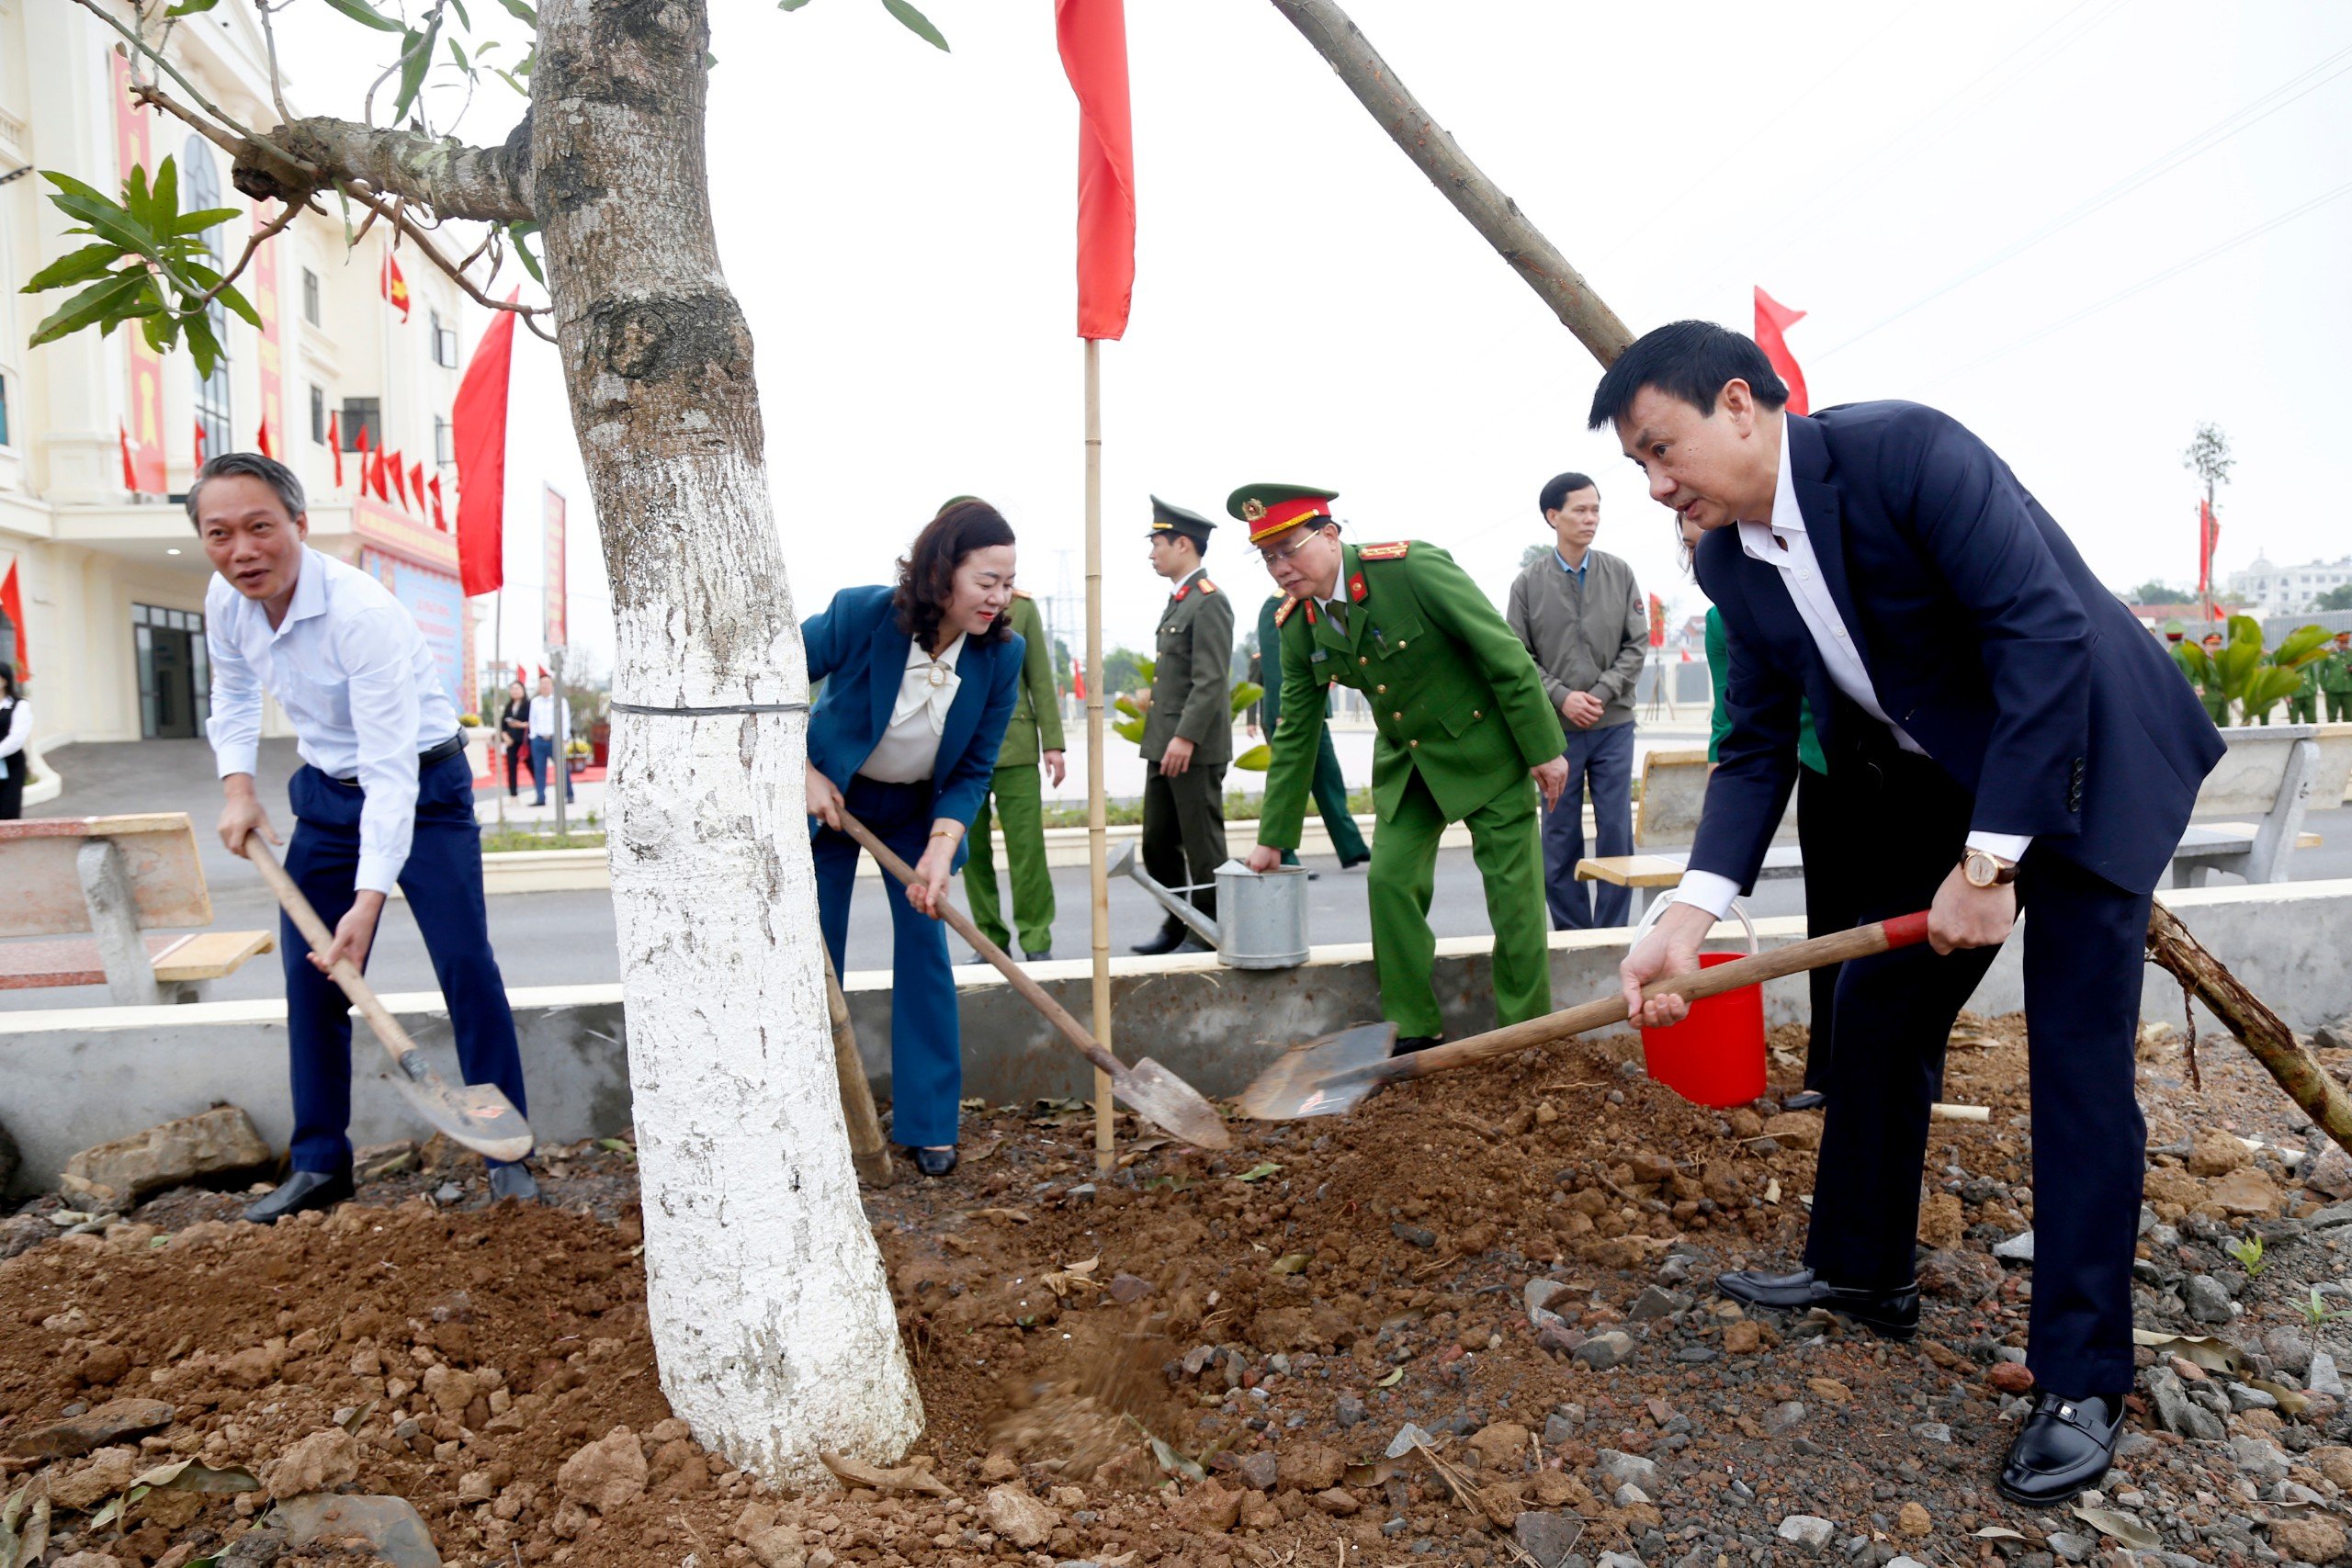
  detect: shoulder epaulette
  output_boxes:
[1357,540,1411,561]
[1012,588,1034,600]
[1198,578,1217,594]
[1273,595,1302,626]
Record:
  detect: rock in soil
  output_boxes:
[58,1106,272,1211]
[3,1396,175,1460]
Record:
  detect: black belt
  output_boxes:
[332,733,466,784]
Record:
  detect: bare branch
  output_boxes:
[193,197,306,311]
[253,0,295,127]
[74,0,320,186]
[266,113,533,223]
[334,176,553,338]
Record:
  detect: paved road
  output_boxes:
[14,737,2350,1010]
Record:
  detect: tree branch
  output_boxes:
[336,178,555,339]
[250,114,534,223]
[1266,0,1634,367]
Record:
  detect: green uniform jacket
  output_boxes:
[2169,640,2202,687]
[2321,647,2352,695]
[1260,541,1564,847]
[1141,567,1235,766]
[993,593,1066,765]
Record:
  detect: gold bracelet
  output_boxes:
[930,828,958,841]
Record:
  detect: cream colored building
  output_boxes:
[0,0,478,762]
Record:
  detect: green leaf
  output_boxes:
[210,281,262,331]
[166,0,222,15]
[89,1495,123,1529]
[27,268,154,348]
[778,0,812,8]
[184,307,225,380]
[878,0,948,51]
[1235,1161,1281,1182]
[22,242,132,294]
[1376,1366,1404,1387]
[322,0,406,30]
[449,36,469,72]
[2274,624,2332,667]
[448,0,470,28]
[1111,717,1145,745]
[505,220,544,285]
[495,0,537,23]
[1227,681,1262,718]
[1233,743,1272,772]
[1135,656,1156,682]
[173,206,240,238]
[45,180,163,262]
[596,1137,636,1160]
[1113,695,1141,719]
[393,17,443,122]
[141,310,182,354]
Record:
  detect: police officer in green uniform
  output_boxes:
[1237,484,1568,1051]
[964,589,1066,962]
[1133,498,1236,955]
[2289,642,2322,726]
[1255,592,1371,873]
[2199,632,2233,727]
[2164,619,2200,687]
[2321,632,2352,722]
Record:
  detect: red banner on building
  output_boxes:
[111,54,166,492]
[253,202,286,465]
[542,485,568,649]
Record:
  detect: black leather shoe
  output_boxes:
[1997,1391,2126,1506]
[1130,922,1190,956]
[488,1163,540,1203]
[909,1146,958,1179]
[1393,1034,1445,1056]
[243,1168,355,1224]
[1781,1089,1827,1111]
[1023,948,1053,963]
[1339,854,1370,871]
[1717,1267,1919,1339]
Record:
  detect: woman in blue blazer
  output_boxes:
[803,499,1024,1177]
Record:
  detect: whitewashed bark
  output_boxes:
[528,0,922,1482]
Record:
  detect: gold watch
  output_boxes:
[1961,848,2018,888]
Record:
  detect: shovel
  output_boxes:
[239,836,537,1162]
[834,809,1231,1150]
[1236,910,1933,1121]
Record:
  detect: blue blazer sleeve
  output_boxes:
[936,633,1024,873]
[1689,536,1805,893]
[802,588,854,684]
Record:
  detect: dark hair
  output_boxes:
[187,451,307,527]
[0,663,15,700]
[1586,321,1789,431]
[893,499,1017,650]
[1538,472,1600,518]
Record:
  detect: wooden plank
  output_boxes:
[151,929,277,983]
[1575,854,1688,888]
[0,813,198,841]
[0,813,212,939]
[0,932,190,990]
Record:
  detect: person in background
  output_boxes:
[1506,473,1647,929]
[2289,645,2322,726]
[802,500,1024,1178]
[2162,620,2199,688]
[499,679,535,798]
[0,663,28,820]
[2324,631,2352,722]
[963,572,1066,964]
[196,452,534,1221]
[1131,497,1235,955]
[1253,592,1370,875]
[528,672,572,807]
[2197,631,2232,727]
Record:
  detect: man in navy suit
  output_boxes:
[1600,322,2222,1506]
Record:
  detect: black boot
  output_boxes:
[1131,920,1190,956]
[243,1168,356,1224]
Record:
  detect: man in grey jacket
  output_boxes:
[1506,472,1648,928]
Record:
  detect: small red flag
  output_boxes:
[328,412,345,488]
[409,461,425,519]
[390,452,411,509]
[1647,592,1667,649]
[454,293,520,596]
[1754,287,1811,417]
[257,418,274,459]
[1057,0,1136,341]
[119,423,138,491]
[2198,499,2222,596]
[428,472,447,531]
[368,446,387,503]
[1,560,28,678]
[381,252,411,321]
[193,418,208,469]
[1071,660,1087,700]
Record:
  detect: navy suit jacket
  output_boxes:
[803,585,1023,874]
[1695,402,2223,899]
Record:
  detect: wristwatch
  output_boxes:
[1961,848,2018,888]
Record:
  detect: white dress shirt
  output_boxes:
[207,547,458,895]
[859,633,966,784]
[0,697,29,761]
[1675,418,2030,920]
[528,693,569,741]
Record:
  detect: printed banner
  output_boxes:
[542,485,568,649]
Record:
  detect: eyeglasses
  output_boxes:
[1257,526,1328,570]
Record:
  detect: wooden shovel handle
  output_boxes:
[1379,910,1933,1085]
[238,834,429,1079]
[835,810,1127,1081]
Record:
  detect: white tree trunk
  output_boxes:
[532,0,922,1482]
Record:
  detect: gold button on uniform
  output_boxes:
[1396,641,1408,650]
[1408,738,1419,748]
[1375,684,1387,694]
[1359,656,1369,665]
[1473,710,1482,719]
[1391,711,1402,720]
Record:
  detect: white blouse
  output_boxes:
[858,634,965,784]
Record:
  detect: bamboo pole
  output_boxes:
[1084,338,1114,1176]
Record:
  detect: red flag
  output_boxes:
[1,560,27,678]
[1071,660,1087,700]
[257,418,274,459]
[1057,0,1136,341]
[409,461,425,519]
[328,412,345,488]
[193,419,208,469]
[454,294,519,596]
[2198,499,2222,596]
[389,452,411,508]
[1647,592,1667,649]
[381,252,411,321]
[1754,287,1811,417]
[119,423,137,491]
[368,446,389,502]
[428,472,447,531]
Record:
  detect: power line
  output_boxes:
[1918,175,2352,391]
[1816,43,2352,360]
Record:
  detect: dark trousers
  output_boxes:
[1142,759,1227,927]
[1541,720,1634,930]
[282,754,527,1172]
[503,739,538,795]
[1801,749,2147,1396]
[1793,764,1863,1093]
[1278,728,1368,869]
[0,760,22,820]
[813,774,963,1147]
[528,737,571,804]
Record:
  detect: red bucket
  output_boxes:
[1640,951,1767,1109]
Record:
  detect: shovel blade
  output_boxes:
[386,1074,537,1163]
[1114,1058,1232,1149]
[1234,1022,1398,1121]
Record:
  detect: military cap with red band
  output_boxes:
[1227,482,1340,547]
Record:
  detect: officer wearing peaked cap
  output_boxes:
[1235,483,1569,1050]
[1133,497,1236,955]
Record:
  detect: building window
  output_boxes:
[435,415,453,466]
[340,397,380,450]
[0,369,10,448]
[309,384,326,445]
[182,137,232,462]
[301,267,322,328]
[132,603,210,740]
[430,310,460,370]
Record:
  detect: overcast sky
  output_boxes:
[275,0,2352,676]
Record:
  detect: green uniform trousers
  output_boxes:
[1280,728,1369,870]
[1142,761,1227,924]
[2289,694,2319,725]
[2332,692,2352,722]
[1370,768,1552,1038]
[965,764,1056,956]
[2203,694,2232,727]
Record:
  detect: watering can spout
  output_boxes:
[1108,840,1219,944]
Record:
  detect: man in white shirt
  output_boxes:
[526,672,572,807]
[197,453,536,1221]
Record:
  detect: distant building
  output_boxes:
[0,4,478,749]
[2228,555,2352,617]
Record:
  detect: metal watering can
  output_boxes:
[1108,840,1309,969]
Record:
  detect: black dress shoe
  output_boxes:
[1130,922,1190,956]
[488,1163,540,1203]
[1023,948,1053,963]
[1717,1267,1919,1339]
[1392,1034,1445,1056]
[1339,853,1370,871]
[243,1168,355,1224]
[1998,1391,2126,1506]
[908,1146,958,1179]
[1781,1089,1827,1111]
